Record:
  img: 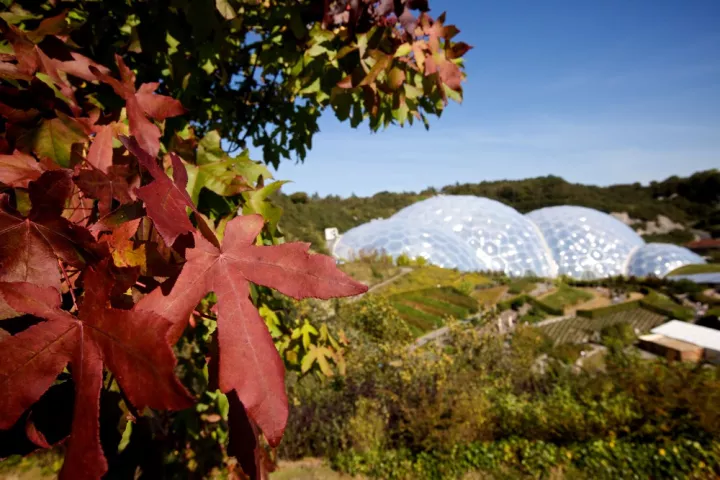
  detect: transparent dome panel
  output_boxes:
[332,218,486,272]
[526,206,645,280]
[392,195,557,277]
[627,243,706,278]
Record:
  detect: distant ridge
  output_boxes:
[273,169,720,253]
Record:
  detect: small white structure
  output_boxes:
[651,320,720,364]
[324,227,340,253]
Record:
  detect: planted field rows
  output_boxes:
[539,308,667,345]
[390,287,479,335]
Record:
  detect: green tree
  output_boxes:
[6,0,469,167]
[0,1,470,478]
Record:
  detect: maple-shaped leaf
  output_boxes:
[90,56,185,157]
[0,150,45,187]
[73,166,133,216]
[0,170,97,292]
[135,214,367,446]
[0,261,193,480]
[120,136,197,245]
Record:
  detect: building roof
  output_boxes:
[685,238,720,250]
[651,320,720,352]
[638,333,704,352]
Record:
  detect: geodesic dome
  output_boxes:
[627,243,707,278]
[332,217,485,271]
[526,206,645,280]
[391,195,557,277]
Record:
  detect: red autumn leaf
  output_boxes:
[73,166,133,216]
[86,124,115,172]
[135,214,367,445]
[135,82,186,121]
[0,170,97,291]
[0,150,45,187]
[120,136,197,246]
[89,56,184,157]
[0,261,193,479]
[54,52,111,82]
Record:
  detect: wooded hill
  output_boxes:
[274,169,720,252]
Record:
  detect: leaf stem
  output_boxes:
[58,260,78,311]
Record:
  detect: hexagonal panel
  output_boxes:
[627,243,706,278]
[526,205,645,280]
[332,217,485,271]
[392,195,557,277]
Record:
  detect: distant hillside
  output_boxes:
[273,169,720,252]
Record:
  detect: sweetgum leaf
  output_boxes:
[0,150,45,187]
[120,136,197,245]
[31,114,87,168]
[0,171,96,292]
[0,261,192,479]
[135,214,367,445]
[74,167,133,217]
[86,124,115,172]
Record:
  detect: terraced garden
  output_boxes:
[539,307,667,345]
[540,285,594,312]
[389,286,479,335]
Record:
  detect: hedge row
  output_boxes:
[334,437,720,480]
[639,299,694,321]
[497,294,564,316]
[577,300,642,319]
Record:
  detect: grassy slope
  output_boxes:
[667,263,720,276]
[540,285,594,311]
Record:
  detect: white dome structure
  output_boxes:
[627,243,707,278]
[332,218,485,271]
[391,195,557,277]
[526,206,645,280]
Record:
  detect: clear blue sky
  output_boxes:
[264,0,720,197]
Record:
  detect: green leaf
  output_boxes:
[30,114,87,168]
[300,320,318,350]
[300,345,333,376]
[241,181,288,234]
[394,43,413,58]
[197,131,227,165]
[259,304,282,338]
[216,392,230,420]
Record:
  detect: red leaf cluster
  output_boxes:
[0,17,367,480]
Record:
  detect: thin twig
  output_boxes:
[58,260,78,311]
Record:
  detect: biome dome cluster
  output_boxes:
[331,195,706,279]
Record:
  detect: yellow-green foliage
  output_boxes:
[389,287,479,335]
[347,397,389,453]
[472,286,508,306]
[375,265,491,296]
[284,320,720,475]
[541,285,594,311]
[338,296,413,344]
[668,263,720,276]
[338,255,400,287]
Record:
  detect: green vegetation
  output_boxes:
[668,263,720,276]
[539,308,666,345]
[507,278,537,295]
[337,255,400,287]
[539,285,594,311]
[577,299,642,318]
[389,287,478,334]
[374,265,491,296]
[283,322,720,479]
[641,230,695,244]
[276,170,720,251]
[641,290,694,320]
[471,286,508,306]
